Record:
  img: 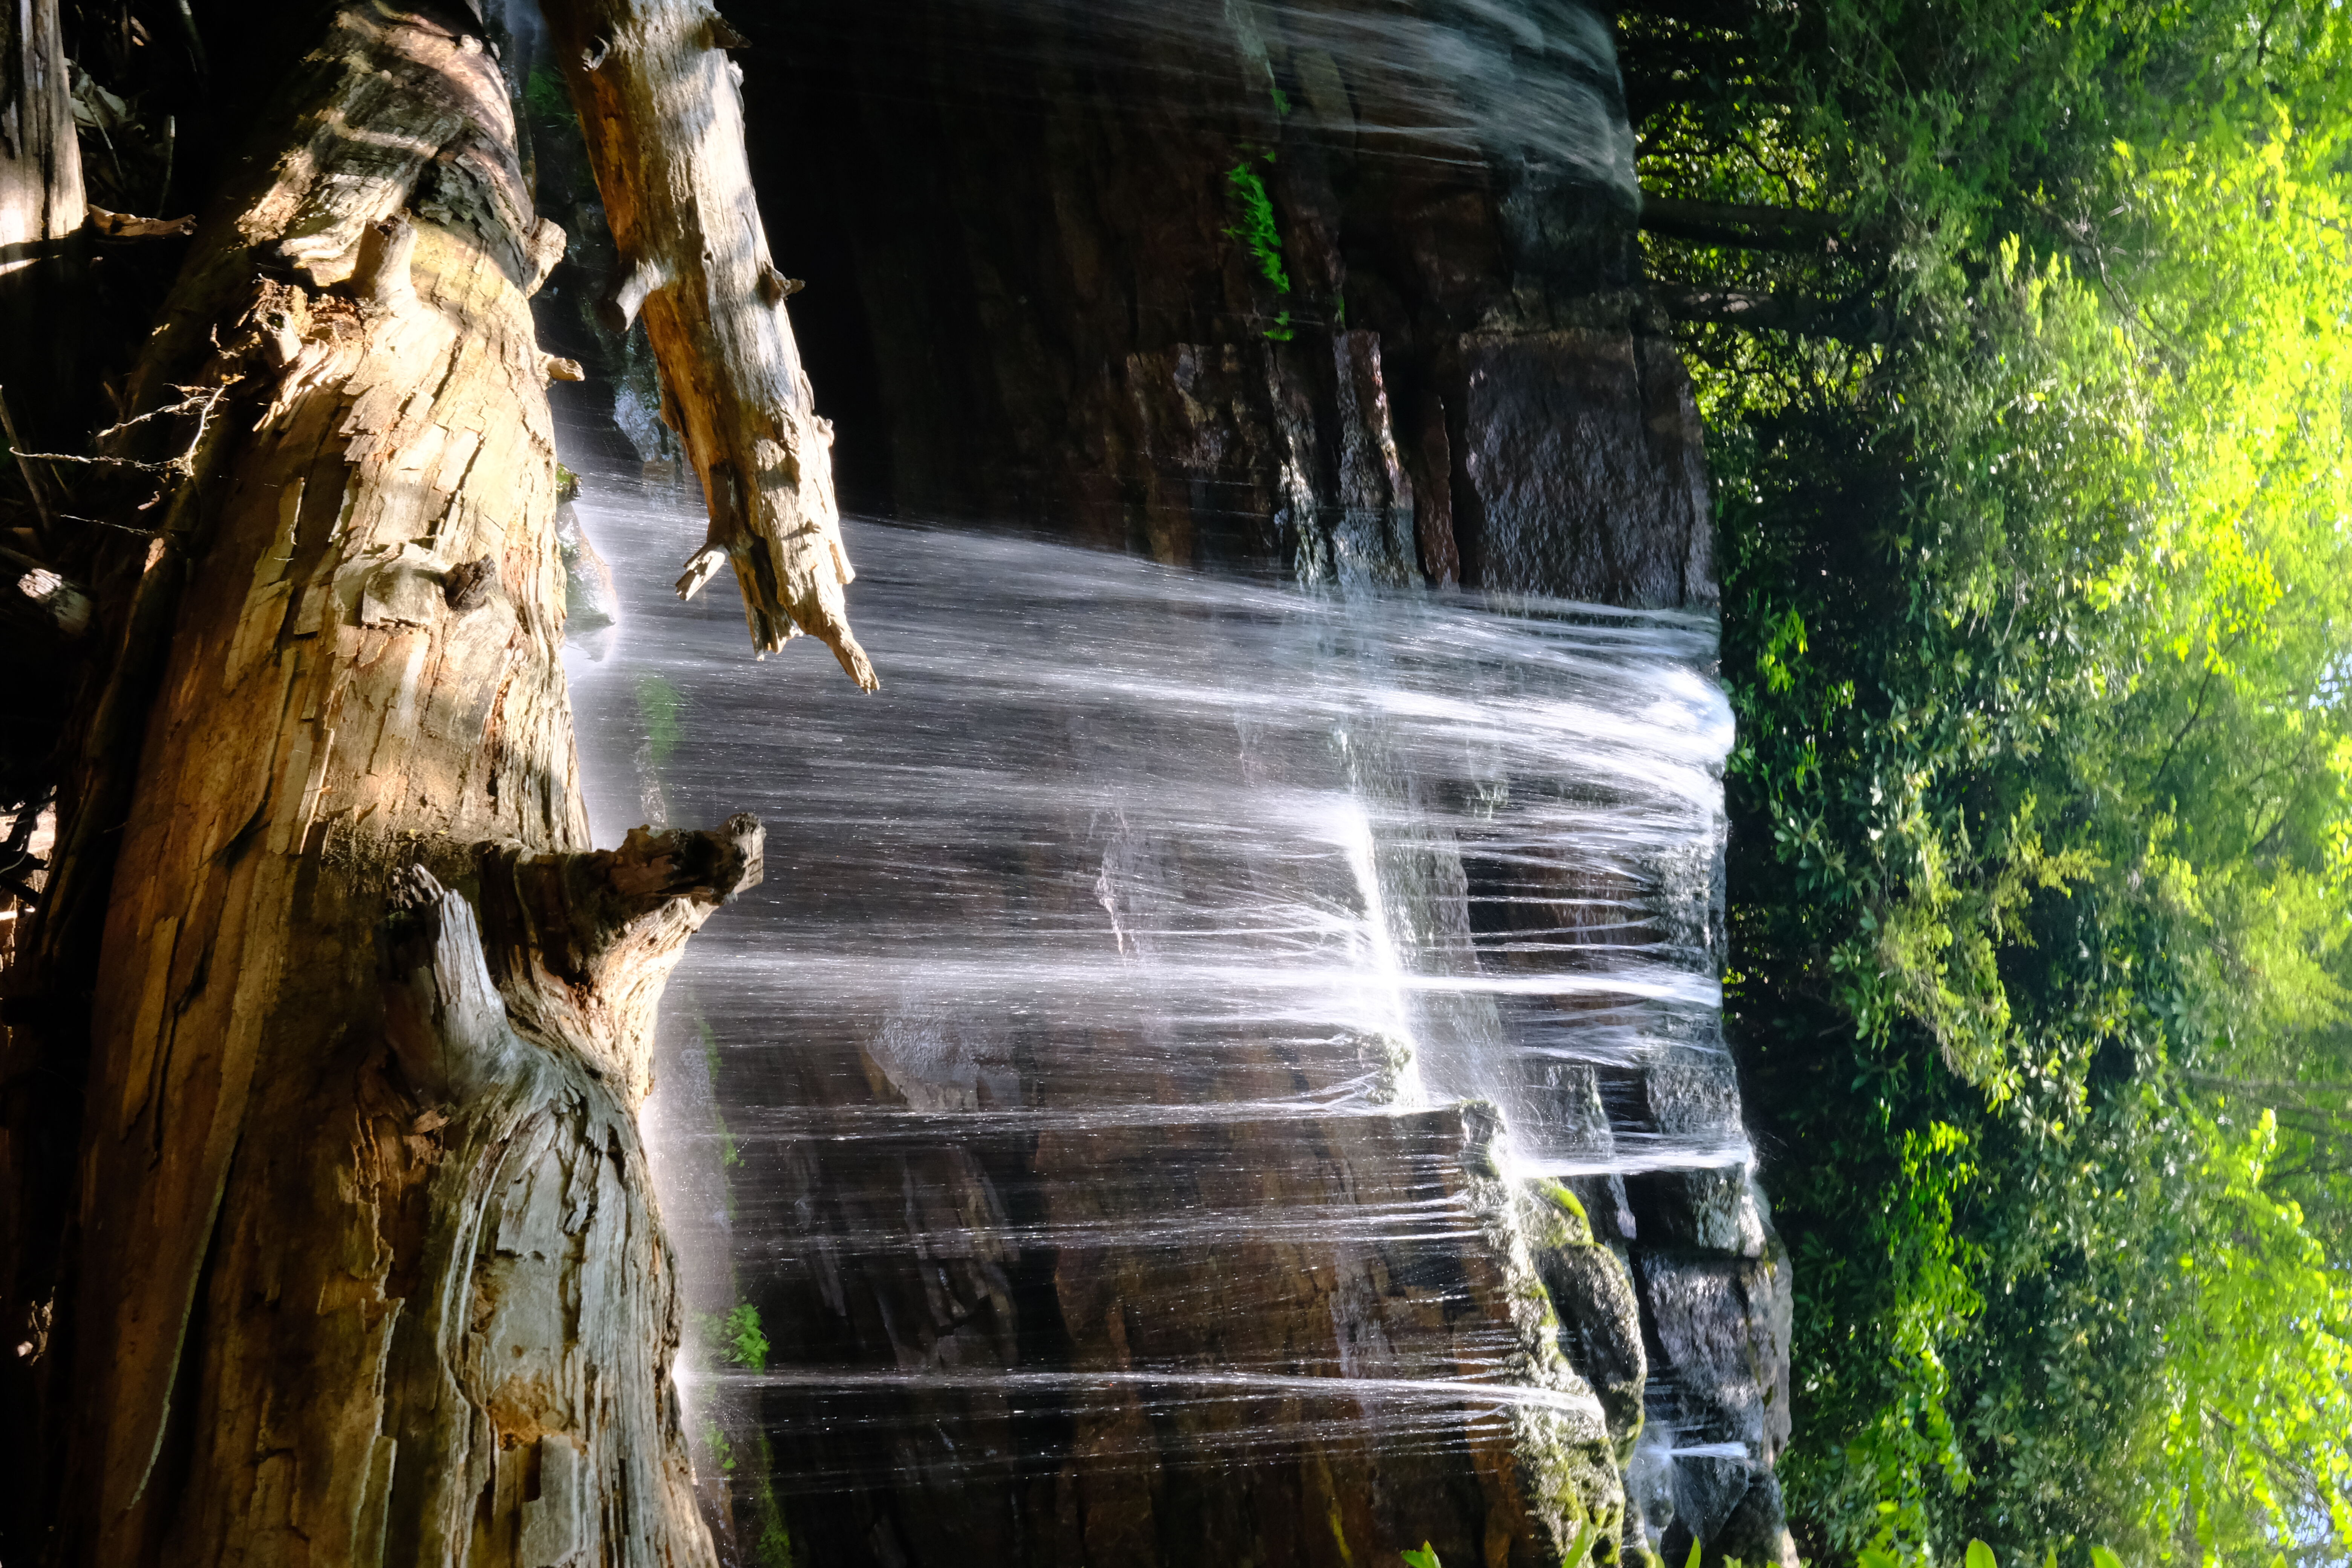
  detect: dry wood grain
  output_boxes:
[37,7,745,1562]
[0,0,84,467]
[543,0,878,689]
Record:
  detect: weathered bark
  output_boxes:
[367,828,758,1567]
[0,0,82,452]
[4,5,761,1561]
[540,0,877,689]
[0,0,77,233]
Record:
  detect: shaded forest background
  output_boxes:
[1619,0,2352,1562]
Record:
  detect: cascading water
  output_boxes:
[558,434,1770,1562]
[492,0,1802,1545]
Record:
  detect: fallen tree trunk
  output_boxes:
[0,3,790,1560]
[543,0,877,688]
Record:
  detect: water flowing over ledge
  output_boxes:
[562,441,1790,1565]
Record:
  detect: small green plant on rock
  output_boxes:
[523,65,577,126]
[1223,156,1295,341]
[694,1300,770,1374]
[722,1301,768,1372]
[699,1417,738,1474]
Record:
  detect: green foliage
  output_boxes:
[695,1301,770,1374]
[1857,1528,2135,1568]
[1224,160,1288,291]
[757,1508,794,1568]
[1402,1545,1441,1568]
[749,1427,796,1568]
[722,1302,768,1373]
[700,1417,738,1475]
[523,66,576,127]
[1629,0,2352,1561]
[635,674,683,771]
[1223,157,1295,340]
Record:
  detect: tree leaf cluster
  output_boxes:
[1623,2,2352,1561]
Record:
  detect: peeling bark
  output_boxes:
[542,0,877,689]
[6,5,754,1562]
[0,0,83,441]
[470,814,764,1104]
[372,843,757,1566]
[0,0,79,235]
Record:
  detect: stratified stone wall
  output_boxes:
[568,2,1794,1563]
[748,0,1712,610]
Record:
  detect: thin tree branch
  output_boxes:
[1654,284,1892,344]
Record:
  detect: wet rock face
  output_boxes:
[1457,330,1714,604]
[632,540,1785,1568]
[734,1105,1621,1568]
[746,0,1712,609]
[1463,833,1798,1568]
[642,0,1793,1561]
[1525,1185,1648,1456]
[1638,1246,1796,1563]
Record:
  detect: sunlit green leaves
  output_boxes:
[1643,1,2352,1561]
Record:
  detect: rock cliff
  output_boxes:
[524,0,1797,1562]
[755,0,1714,613]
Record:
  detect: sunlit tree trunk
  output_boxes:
[0,2,845,1559]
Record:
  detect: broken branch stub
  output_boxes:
[472,813,764,1102]
[543,0,877,689]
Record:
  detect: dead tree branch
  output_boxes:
[544,0,878,689]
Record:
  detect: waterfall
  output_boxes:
[561,435,1770,1562]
